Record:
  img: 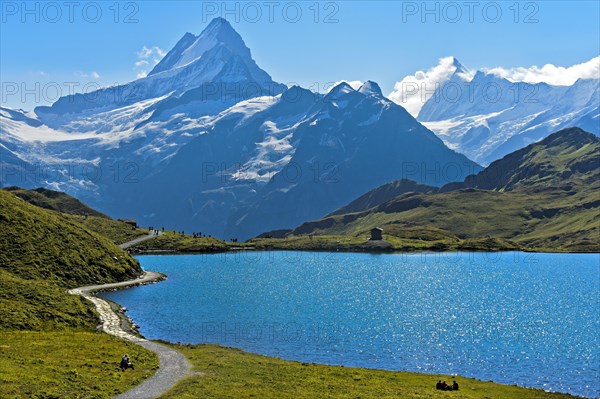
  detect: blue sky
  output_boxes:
[1,1,599,110]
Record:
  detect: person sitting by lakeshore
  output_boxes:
[452,380,459,391]
[120,354,134,371]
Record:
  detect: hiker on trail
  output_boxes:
[120,354,134,371]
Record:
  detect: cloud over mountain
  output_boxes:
[484,56,599,86]
[389,56,599,117]
[387,56,472,117]
[135,45,167,78]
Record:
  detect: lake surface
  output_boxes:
[101,251,600,398]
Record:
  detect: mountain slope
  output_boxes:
[0,189,144,330]
[3,186,109,218]
[288,128,600,251]
[0,18,288,208]
[328,179,437,216]
[224,81,480,239]
[124,81,480,240]
[0,190,142,287]
[444,127,599,191]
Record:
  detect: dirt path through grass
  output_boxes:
[69,235,190,398]
[119,231,164,249]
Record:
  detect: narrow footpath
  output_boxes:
[69,233,190,399]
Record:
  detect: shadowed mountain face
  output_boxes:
[114,82,480,240]
[221,82,480,240]
[288,128,600,251]
[327,179,437,216]
[442,127,600,192]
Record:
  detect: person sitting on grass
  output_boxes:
[436,380,443,390]
[452,380,459,391]
[120,354,134,371]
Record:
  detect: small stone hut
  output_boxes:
[370,227,383,241]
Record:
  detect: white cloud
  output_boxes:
[134,45,167,79]
[388,56,470,117]
[325,80,363,92]
[138,46,166,60]
[484,56,600,86]
[76,71,101,80]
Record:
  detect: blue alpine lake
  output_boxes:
[100,251,600,398]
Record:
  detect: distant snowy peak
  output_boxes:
[149,17,251,76]
[326,80,387,100]
[325,82,357,99]
[358,81,383,96]
[450,57,470,77]
[416,58,600,165]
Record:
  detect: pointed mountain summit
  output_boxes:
[326,82,357,99]
[149,17,251,76]
[358,81,383,96]
[36,17,284,116]
[450,56,468,74]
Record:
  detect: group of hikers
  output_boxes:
[148,226,164,236]
[436,380,459,391]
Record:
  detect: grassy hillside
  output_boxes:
[3,186,109,218]
[3,186,149,245]
[0,189,144,330]
[283,129,600,252]
[0,189,159,396]
[161,344,580,399]
[65,214,149,245]
[0,269,97,330]
[447,127,599,192]
[0,190,142,287]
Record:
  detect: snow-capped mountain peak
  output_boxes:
[358,81,383,96]
[450,57,467,72]
[149,18,251,76]
[413,58,599,164]
[448,57,473,82]
[35,18,284,117]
